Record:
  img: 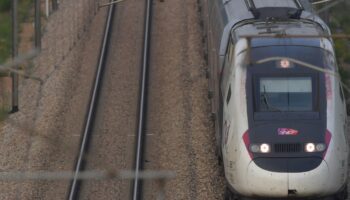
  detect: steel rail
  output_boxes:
[67,2,115,200]
[132,0,153,199]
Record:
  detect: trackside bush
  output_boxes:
[0,0,11,12]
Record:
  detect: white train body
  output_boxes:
[205,0,349,199]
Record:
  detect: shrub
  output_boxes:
[0,0,11,12]
[0,13,11,64]
[339,67,350,83]
[344,54,350,64]
[334,39,347,61]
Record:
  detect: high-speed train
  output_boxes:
[205,0,349,199]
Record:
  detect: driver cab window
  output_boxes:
[257,77,314,112]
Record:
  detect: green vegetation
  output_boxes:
[0,0,10,12]
[339,67,350,84]
[18,1,33,22]
[0,10,11,64]
[324,2,350,86]
[0,0,34,64]
[0,107,9,121]
[328,3,350,34]
[328,2,350,64]
[0,0,33,116]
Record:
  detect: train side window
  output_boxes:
[226,85,232,104]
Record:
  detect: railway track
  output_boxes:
[67,0,153,199]
[65,0,221,199]
[67,2,116,200]
[131,0,153,199]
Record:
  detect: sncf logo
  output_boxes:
[278,128,299,136]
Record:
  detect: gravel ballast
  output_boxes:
[142,0,225,199]
[0,3,107,199]
[0,0,260,199]
[78,0,146,199]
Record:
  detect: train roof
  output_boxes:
[214,0,331,56]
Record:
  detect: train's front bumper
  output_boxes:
[243,160,330,198]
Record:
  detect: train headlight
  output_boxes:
[305,143,327,152]
[249,143,270,153]
[260,143,270,153]
[250,144,260,153]
[305,143,316,152]
[316,143,326,152]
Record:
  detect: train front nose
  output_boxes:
[246,159,330,198]
[246,161,288,197]
[288,160,329,197]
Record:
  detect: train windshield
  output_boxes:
[258,77,313,112]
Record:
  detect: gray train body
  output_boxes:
[205,0,349,199]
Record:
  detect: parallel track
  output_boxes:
[67,0,153,198]
[132,0,153,199]
[67,3,115,200]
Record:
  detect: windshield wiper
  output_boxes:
[262,86,282,112]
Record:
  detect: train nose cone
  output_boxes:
[288,160,330,197]
[246,161,288,197]
[246,160,330,198]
